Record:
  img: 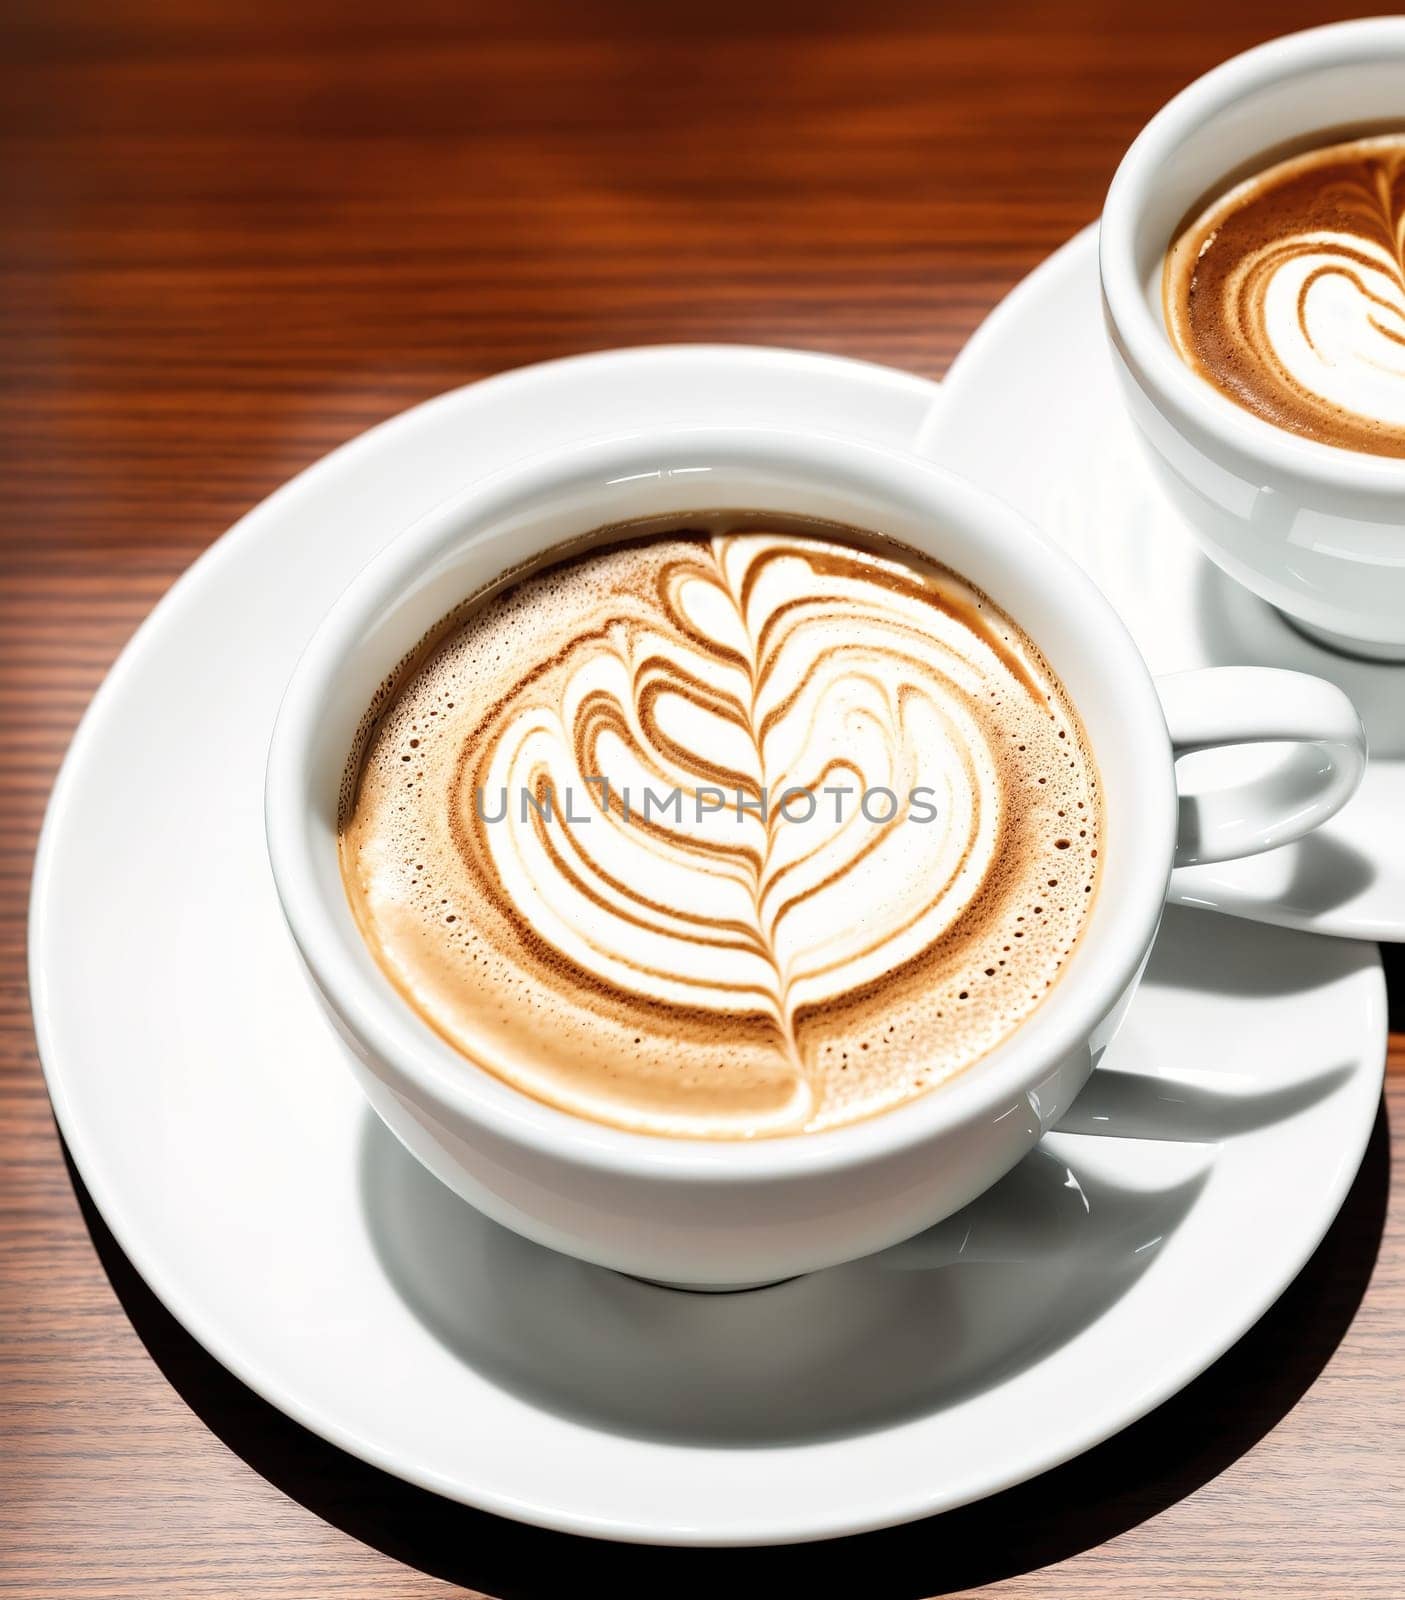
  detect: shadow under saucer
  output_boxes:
[56,839,1394,1590]
[65,1094,1389,1599]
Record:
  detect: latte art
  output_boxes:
[340,525,1100,1138]
[1165,133,1405,455]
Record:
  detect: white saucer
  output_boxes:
[30,346,1385,1546]
[919,224,1405,942]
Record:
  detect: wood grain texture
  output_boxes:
[0,1,1400,1594]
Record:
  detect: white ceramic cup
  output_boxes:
[265,427,1365,1288]
[1100,17,1405,660]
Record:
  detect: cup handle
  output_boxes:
[1157,667,1367,869]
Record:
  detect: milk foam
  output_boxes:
[339,524,1101,1139]
[1166,133,1405,454]
[1261,238,1405,427]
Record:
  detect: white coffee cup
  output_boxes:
[1101,17,1405,660]
[265,427,1365,1288]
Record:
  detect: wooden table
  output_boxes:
[2,2,1400,1594]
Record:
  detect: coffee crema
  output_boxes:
[1164,132,1405,456]
[338,524,1101,1139]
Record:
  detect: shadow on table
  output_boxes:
[64,1080,1390,1600]
[1387,942,1405,1033]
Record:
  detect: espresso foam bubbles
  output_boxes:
[1165,132,1405,456]
[338,525,1101,1139]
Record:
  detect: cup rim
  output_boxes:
[265,424,1175,1182]
[1100,15,1405,494]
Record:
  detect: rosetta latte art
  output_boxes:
[1165,133,1405,455]
[340,527,1100,1138]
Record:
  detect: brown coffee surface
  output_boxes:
[1164,133,1405,456]
[339,524,1101,1139]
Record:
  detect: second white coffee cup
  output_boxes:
[1101,18,1405,659]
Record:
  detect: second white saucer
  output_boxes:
[919,224,1405,942]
